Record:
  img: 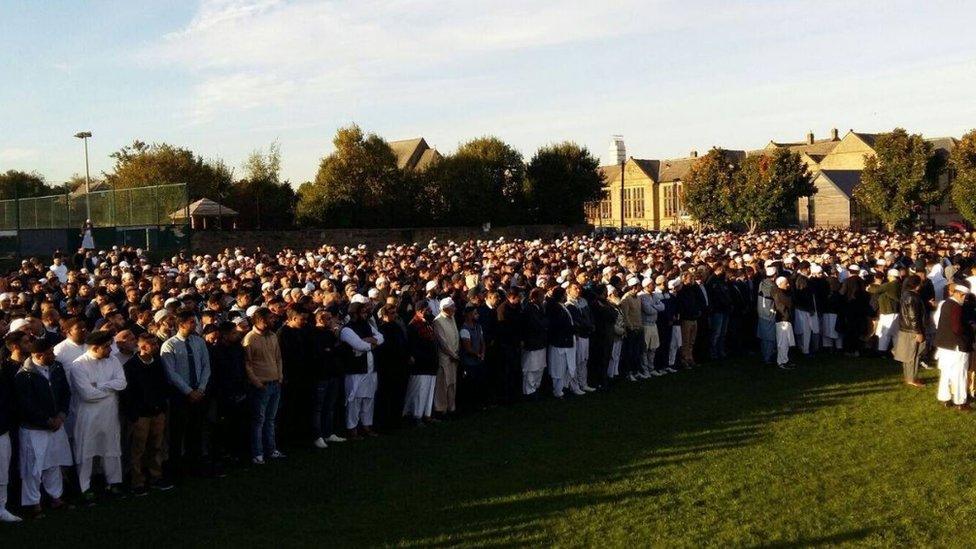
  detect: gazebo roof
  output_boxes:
[170,197,238,220]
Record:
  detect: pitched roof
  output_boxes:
[631,159,660,181]
[657,156,697,182]
[598,164,622,183]
[765,138,841,157]
[388,138,429,170]
[415,148,442,171]
[69,180,111,196]
[169,197,238,219]
[927,136,959,153]
[818,170,861,197]
[852,132,880,147]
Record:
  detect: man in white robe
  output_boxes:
[340,302,384,437]
[15,340,73,516]
[935,284,972,409]
[70,331,127,499]
[433,298,460,412]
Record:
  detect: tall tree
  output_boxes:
[454,136,526,224]
[104,140,233,200]
[226,142,296,229]
[422,153,496,226]
[523,142,604,224]
[950,129,976,226]
[732,149,814,232]
[852,128,945,231]
[682,148,739,229]
[297,125,403,228]
[0,170,57,200]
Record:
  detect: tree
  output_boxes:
[454,137,526,224]
[682,148,739,229]
[104,140,233,200]
[226,142,296,229]
[297,125,403,228]
[950,129,976,225]
[852,128,945,231]
[733,149,814,232]
[422,153,496,226]
[523,142,604,224]
[0,170,57,200]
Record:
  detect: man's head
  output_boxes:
[30,338,55,367]
[286,307,306,329]
[86,330,114,359]
[114,329,137,354]
[176,310,197,336]
[136,332,160,358]
[252,307,273,332]
[65,317,88,345]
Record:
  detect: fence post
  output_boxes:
[14,180,20,259]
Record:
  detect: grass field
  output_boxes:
[7,353,976,547]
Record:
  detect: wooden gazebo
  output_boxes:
[170,198,238,229]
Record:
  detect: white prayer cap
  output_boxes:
[848,264,861,272]
[439,297,456,310]
[887,268,900,278]
[8,318,29,334]
[602,266,614,275]
[775,276,788,287]
[627,276,640,287]
[606,285,617,296]
[367,288,380,299]
[164,297,180,308]
[667,279,680,290]
[245,305,259,318]
[743,254,753,262]
[641,278,654,287]
[765,266,777,277]
[425,280,438,292]
[810,264,823,275]
[261,282,273,292]
[560,269,571,277]
[153,309,169,323]
[875,259,886,266]
[351,294,369,304]
[536,276,548,287]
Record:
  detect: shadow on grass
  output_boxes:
[4,356,901,547]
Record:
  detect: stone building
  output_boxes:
[587,128,962,230]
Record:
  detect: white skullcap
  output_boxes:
[641,277,654,287]
[261,282,273,292]
[246,305,259,317]
[164,297,180,308]
[775,276,788,286]
[765,267,777,277]
[810,264,823,275]
[351,294,369,304]
[887,268,900,278]
[848,264,860,272]
[8,318,29,334]
[367,288,380,299]
[875,259,886,266]
[606,285,616,295]
[425,280,438,292]
[153,309,169,323]
[743,254,753,262]
[439,297,456,310]
[667,279,680,290]
[627,276,640,287]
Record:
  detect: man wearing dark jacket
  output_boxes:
[0,362,17,522]
[121,333,171,495]
[208,322,251,459]
[520,288,548,397]
[893,275,926,387]
[14,339,72,515]
[276,308,309,447]
[676,271,705,368]
[545,287,583,398]
[772,276,796,370]
[309,310,345,446]
[934,282,972,409]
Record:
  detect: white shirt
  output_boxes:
[69,352,127,461]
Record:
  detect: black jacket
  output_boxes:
[521,302,548,351]
[772,287,793,323]
[15,359,71,430]
[898,290,925,334]
[309,326,341,380]
[567,300,595,339]
[935,299,973,352]
[545,300,575,348]
[276,325,309,382]
[676,284,705,320]
[407,317,438,376]
[208,342,250,402]
[121,355,169,421]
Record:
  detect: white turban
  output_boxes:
[439,297,456,310]
[425,280,438,292]
[351,294,369,304]
[765,267,777,277]
[775,276,788,287]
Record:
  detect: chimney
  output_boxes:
[690,150,698,158]
[831,128,839,140]
[806,131,815,145]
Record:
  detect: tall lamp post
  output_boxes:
[74,131,92,221]
[619,157,626,233]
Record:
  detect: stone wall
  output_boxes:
[189,224,591,254]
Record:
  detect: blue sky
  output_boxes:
[1,0,975,186]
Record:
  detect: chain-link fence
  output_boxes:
[0,183,187,230]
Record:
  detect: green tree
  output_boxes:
[523,142,604,224]
[226,142,296,229]
[682,148,739,229]
[297,125,403,228]
[104,140,233,199]
[422,153,496,226]
[852,128,945,231]
[733,149,814,232]
[950,129,976,225]
[0,170,57,199]
[454,136,526,224]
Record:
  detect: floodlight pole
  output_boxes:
[619,158,625,233]
[74,131,93,221]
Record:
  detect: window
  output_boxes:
[623,187,644,219]
[664,182,685,217]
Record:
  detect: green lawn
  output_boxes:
[7,354,976,547]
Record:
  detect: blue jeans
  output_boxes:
[709,312,729,359]
[251,381,281,458]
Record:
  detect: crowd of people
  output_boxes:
[1,227,975,522]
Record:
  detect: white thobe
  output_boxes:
[55,339,87,434]
[776,321,795,365]
[340,325,384,428]
[69,353,127,463]
[936,348,969,405]
[19,364,72,505]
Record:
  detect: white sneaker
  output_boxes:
[583,385,597,392]
[627,374,637,382]
[665,368,678,374]
[0,509,22,522]
[270,450,287,459]
[313,437,328,449]
[326,434,347,443]
[637,372,651,379]
[651,370,665,377]
[571,387,586,396]
[252,455,265,465]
